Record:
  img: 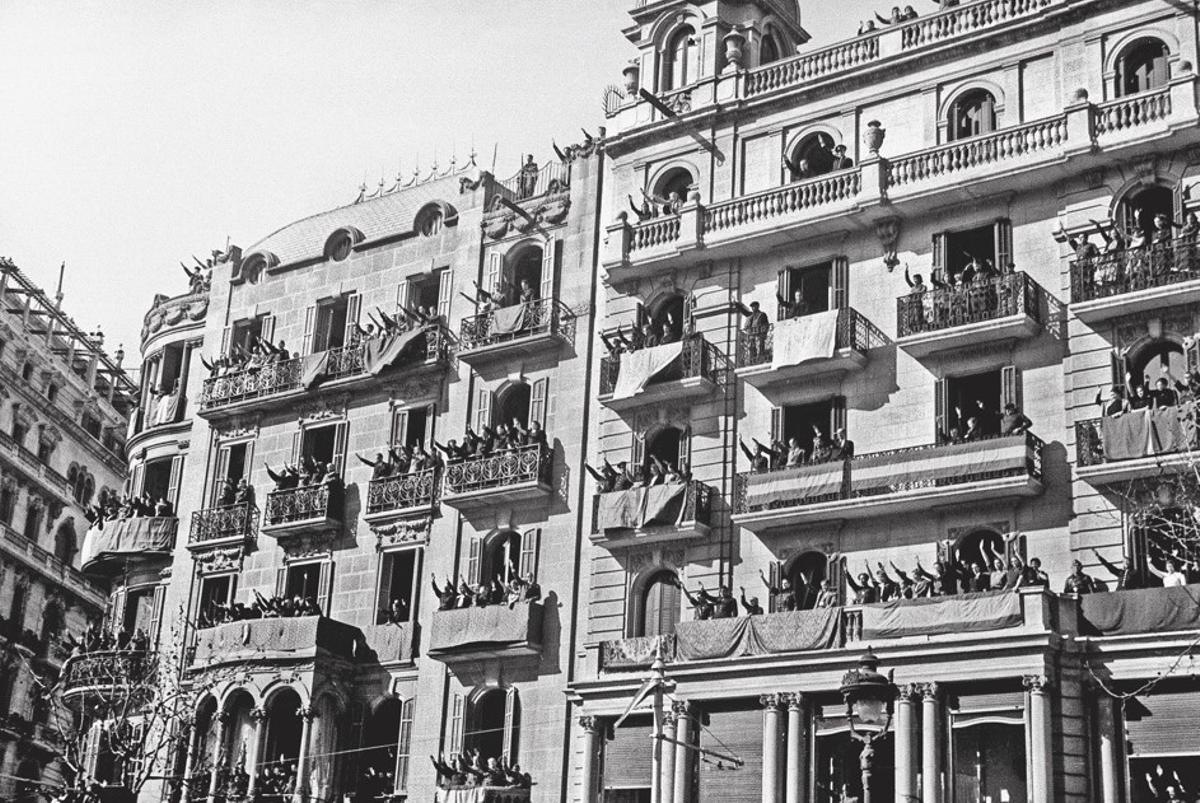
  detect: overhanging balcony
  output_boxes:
[427,601,543,665]
[590,480,713,549]
[598,335,724,412]
[736,308,882,397]
[80,517,177,576]
[61,650,153,709]
[188,502,258,551]
[732,432,1044,533]
[896,271,1043,357]
[1069,239,1200,323]
[364,468,439,523]
[1075,407,1197,484]
[441,443,553,511]
[457,298,576,367]
[188,615,360,671]
[261,484,342,538]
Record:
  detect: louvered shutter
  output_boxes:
[698,707,764,801]
[291,430,302,464]
[332,421,349,476]
[768,562,782,613]
[437,269,453,322]
[994,219,1013,272]
[395,698,415,791]
[1111,351,1129,389]
[677,426,691,473]
[935,378,949,441]
[449,694,465,755]
[390,410,409,449]
[260,314,276,346]
[932,233,946,283]
[1001,366,1020,411]
[603,720,653,791]
[166,455,183,508]
[149,584,166,644]
[657,578,680,635]
[827,556,844,605]
[343,293,362,346]
[832,257,849,310]
[832,396,847,435]
[131,464,144,499]
[1125,690,1200,755]
[375,554,393,624]
[486,252,503,296]
[467,536,482,585]
[770,408,782,442]
[424,403,437,446]
[302,305,317,355]
[1151,54,1169,90]
[317,561,334,616]
[395,281,410,314]
[220,326,232,357]
[211,446,230,506]
[530,378,549,428]
[475,387,492,432]
[275,567,288,598]
[518,528,540,582]
[502,688,519,764]
[540,239,557,302]
[980,98,996,134]
[776,269,791,320]
[632,432,645,469]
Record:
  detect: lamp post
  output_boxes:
[839,649,897,803]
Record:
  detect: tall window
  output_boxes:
[376,550,420,624]
[663,26,699,91]
[760,33,781,66]
[22,498,43,541]
[638,570,681,637]
[0,484,16,525]
[948,89,997,141]
[1117,39,1170,97]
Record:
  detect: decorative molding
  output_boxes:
[281,532,335,561]
[297,395,350,425]
[1022,674,1051,693]
[373,518,432,551]
[760,693,784,710]
[578,715,599,733]
[193,546,247,574]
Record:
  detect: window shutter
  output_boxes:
[635,303,647,330]
[980,98,996,133]
[302,305,317,355]
[1000,365,1020,411]
[437,269,453,322]
[1111,351,1129,389]
[260,314,276,346]
[375,554,393,622]
[220,326,231,357]
[317,561,334,616]
[486,252,503,294]
[827,556,844,605]
[768,562,782,613]
[502,687,519,764]
[658,579,680,635]
[131,463,144,499]
[519,528,540,582]
[994,219,1013,272]
[424,403,437,447]
[343,293,362,346]
[395,280,410,314]
[530,378,549,428]
[1152,54,1169,89]
[632,432,645,468]
[770,407,782,442]
[932,233,946,280]
[677,426,692,473]
[149,584,166,645]
[540,239,558,301]
[682,293,695,336]
[934,378,949,440]
[776,269,791,320]
[831,396,848,435]
[448,693,465,756]
[395,698,415,791]
[1188,339,1200,377]
[474,387,492,432]
[390,409,409,449]
[276,566,288,598]
[467,535,482,585]
[166,455,183,508]
[332,421,349,476]
[832,257,849,310]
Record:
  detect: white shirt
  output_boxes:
[1162,571,1187,587]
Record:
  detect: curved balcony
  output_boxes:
[188,502,258,551]
[365,468,439,523]
[1069,237,1200,322]
[457,298,576,367]
[598,335,725,412]
[732,432,1044,533]
[61,650,153,708]
[736,308,883,399]
[896,271,1043,357]
[261,484,342,539]
[1075,406,1198,484]
[441,443,553,512]
[80,517,178,576]
[590,479,713,549]
[428,601,543,666]
[140,289,209,348]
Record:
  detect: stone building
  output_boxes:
[0,258,135,799]
[570,1,1200,803]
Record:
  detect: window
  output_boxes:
[814,725,895,803]
[9,583,27,629]
[947,89,997,141]
[637,425,689,477]
[496,383,532,429]
[638,570,681,637]
[324,230,354,262]
[774,399,837,457]
[0,484,16,525]
[1120,184,1175,242]
[390,406,433,451]
[376,550,420,624]
[285,562,323,601]
[36,436,53,463]
[21,363,33,382]
[54,521,77,565]
[939,224,998,282]
[652,167,695,206]
[156,342,186,394]
[778,262,832,319]
[663,26,699,91]
[11,407,29,447]
[1116,38,1170,98]
[760,33,781,66]
[226,314,272,358]
[463,688,520,765]
[306,294,354,353]
[936,368,1017,441]
[415,206,444,237]
[122,587,155,637]
[301,422,346,471]
[786,551,830,610]
[197,575,235,624]
[46,384,58,404]
[141,456,176,507]
[360,699,404,798]
[400,268,450,322]
[785,133,838,180]
[22,498,43,541]
[476,530,535,589]
[81,413,102,440]
[951,714,1026,801]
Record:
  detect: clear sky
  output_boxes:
[0,0,881,356]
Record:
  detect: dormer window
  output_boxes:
[415,206,444,237]
[324,230,354,262]
[663,26,700,91]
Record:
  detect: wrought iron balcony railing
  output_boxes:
[897,271,1041,337]
[599,334,723,397]
[736,308,883,368]
[61,650,153,699]
[1075,407,1199,468]
[263,484,341,528]
[366,468,439,516]
[188,502,259,546]
[443,443,552,496]
[457,298,576,352]
[199,357,302,411]
[1070,236,1200,303]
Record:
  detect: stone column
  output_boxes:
[784,693,807,803]
[245,707,268,799]
[578,716,601,803]
[1024,676,1053,803]
[895,686,919,803]
[660,708,678,803]
[293,705,316,803]
[207,711,230,802]
[1095,694,1120,803]
[179,719,199,803]
[761,694,783,803]
[672,701,692,803]
[920,684,941,803]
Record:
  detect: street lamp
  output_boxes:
[839,649,897,803]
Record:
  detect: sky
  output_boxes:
[0,0,879,356]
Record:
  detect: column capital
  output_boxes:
[663,710,679,727]
[215,710,232,724]
[671,699,691,717]
[783,692,805,711]
[897,683,923,701]
[249,707,268,722]
[578,715,600,733]
[1023,674,1052,693]
[760,693,784,710]
[918,682,940,701]
[296,705,317,721]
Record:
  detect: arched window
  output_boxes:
[639,570,681,637]
[263,688,304,772]
[39,600,64,645]
[467,688,519,764]
[642,425,689,478]
[1116,38,1170,97]
[482,530,524,588]
[785,133,839,180]
[948,89,997,141]
[415,206,444,237]
[360,699,401,798]
[325,231,353,262]
[955,528,1006,574]
[654,168,695,206]
[54,521,77,565]
[83,476,95,507]
[760,33,782,66]
[15,758,42,803]
[1127,339,1185,389]
[1120,184,1175,242]
[503,245,544,303]
[644,291,687,343]
[788,551,830,610]
[663,26,700,91]
[496,383,532,429]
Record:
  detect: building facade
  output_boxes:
[0,258,135,800]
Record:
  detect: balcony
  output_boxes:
[436,788,529,803]
[188,615,361,671]
[61,650,152,708]
[187,503,258,551]
[364,468,439,523]
[442,443,553,512]
[598,335,724,411]
[736,308,882,397]
[360,622,418,665]
[896,271,1043,357]
[590,480,713,549]
[1,526,105,607]
[428,601,543,665]
[597,634,677,672]
[1075,407,1196,484]
[80,517,178,576]
[198,324,454,419]
[1069,238,1200,323]
[261,484,342,539]
[0,430,72,501]
[457,298,576,367]
[732,432,1044,533]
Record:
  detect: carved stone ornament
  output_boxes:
[216,417,261,441]
[875,217,902,271]
[281,532,335,560]
[194,546,246,574]
[387,375,443,405]
[297,395,349,425]
[374,518,432,551]
[141,293,210,342]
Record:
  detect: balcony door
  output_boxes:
[638,570,681,638]
[375,549,420,624]
[210,440,251,506]
[777,262,833,320]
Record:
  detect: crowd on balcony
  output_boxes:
[198,590,323,629]
[430,572,541,611]
[433,419,549,464]
[357,445,442,479]
[264,458,343,492]
[201,336,292,378]
[938,401,1034,445]
[355,303,444,343]
[627,188,684,221]
[431,750,533,790]
[901,257,1019,324]
[84,488,174,524]
[856,4,920,35]
[67,622,151,656]
[739,428,856,474]
[1068,213,1200,291]
[214,478,256,508]
[585,455,691,493]
[465,278,538,315]
[1094,369,1200,418]
[599,315,685,357]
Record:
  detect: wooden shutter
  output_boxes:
[932,233,946,281]
[651,578,680,635]
[167,455,183,507]
[474,387,492,432]
[331,421,349,476]
[994,219,1013,272]
[343,293,362,346]
[302,305,317,355]
[424,403,437,446]
[540,239,557,301]
[518,528,540,582]
[1152,53,1169,90]
[776,269,791,320]
[395,280,410,314]
[1000,365,1020,411]
[831,396,847,435]
[211,445,230,506]
[1004,533,1027,565]
[1125,690,1200,756]
[275,566,288,598]
[390,409,409,449]
[317,561,334,615]
[502,687,519,764]
[934,378,949,440]
[768,562,782,613]
[220,326,231,357]
[291,430,302,464]
[131,464,145,499]
[677,426,692,472]
[770,407,782,442]
[530,378,549,428]
[395,698,415,791]
[449,694,465,756]
[260,314,276,346]
[827,555,844,604]
[632,432,645,468]
[831,257,849,310]
[1111,351,1130,389]
[437,269,453,321]
[375,554,393,622]
[1187,339,1200,377]
[149,584,166,644]
[698,707,763,801]
[980,97,996,133]
[486,252,503,294]
[467,536,482,585]
[635,303,647,330]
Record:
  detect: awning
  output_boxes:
[771,309,839,370]
[610,342,683,400]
